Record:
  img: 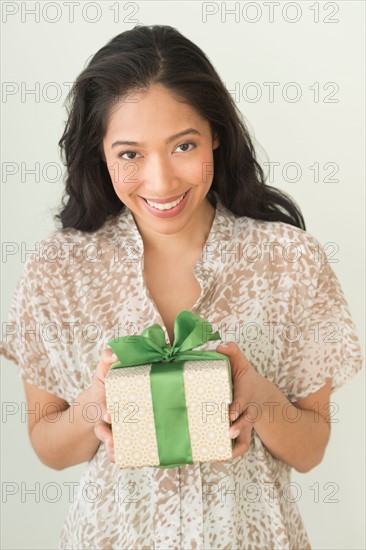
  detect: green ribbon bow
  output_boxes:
[107,310,234,468]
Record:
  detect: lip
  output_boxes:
[140,192,187,204]
[139,188,191,218]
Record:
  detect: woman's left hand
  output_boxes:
[216,341,271,459]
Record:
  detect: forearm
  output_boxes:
[254,378,331,473]
[30,386,101,470]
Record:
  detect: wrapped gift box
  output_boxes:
[105,310,235,469]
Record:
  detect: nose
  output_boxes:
[143,153,177,196]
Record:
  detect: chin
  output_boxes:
[149,216,190,230]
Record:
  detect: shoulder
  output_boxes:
[223,207,324,262]
[20,211,129,292]
[220,210,327,285]
[233,214,317,248]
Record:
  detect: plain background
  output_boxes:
[1,1,365,549]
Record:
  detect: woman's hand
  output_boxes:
[216,341,271,460]
[90,347,117,463]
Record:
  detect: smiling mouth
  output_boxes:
[141,190,189,210]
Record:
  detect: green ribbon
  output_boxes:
[107,310,234,468]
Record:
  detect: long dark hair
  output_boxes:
[55,24,306,233]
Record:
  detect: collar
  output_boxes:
[114,191,236,290]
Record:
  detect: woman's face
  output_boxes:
[102,84,219,237]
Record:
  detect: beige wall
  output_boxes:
[1,2,364,548]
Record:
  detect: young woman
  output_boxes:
[1,24,363,549]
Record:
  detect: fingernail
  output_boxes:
[104,414,111,423]
[230,409,240,421]
[110,353,118,362]
[231,428,240,439]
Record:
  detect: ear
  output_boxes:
[212,132,220,150]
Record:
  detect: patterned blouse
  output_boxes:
[1,191,363,549]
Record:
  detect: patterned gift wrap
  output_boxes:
[105,358,233,469]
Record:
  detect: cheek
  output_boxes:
[179,152,214,185]
[106,159,140,193]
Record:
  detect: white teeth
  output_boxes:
[145,192,186,210]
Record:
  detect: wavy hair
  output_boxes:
[55,24,306,232]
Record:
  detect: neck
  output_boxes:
[133,197,216,256]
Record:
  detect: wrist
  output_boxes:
[255,374,278,426]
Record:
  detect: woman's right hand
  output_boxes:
[90,347,118,464]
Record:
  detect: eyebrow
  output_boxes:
[111,128,201,149]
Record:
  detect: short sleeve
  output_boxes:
[286,244,364,403]
[0,258,77,404]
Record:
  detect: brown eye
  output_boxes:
[175,142,196,153]
[118,151,140,160]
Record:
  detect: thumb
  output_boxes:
[216,341,249,377]
[216,341,250,421]
[97,348,118,382]
[216,341,237,354]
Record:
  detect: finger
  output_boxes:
[103,411,112,424]
[94,419,114,447]
[228,400,242,423]
[96,348,119,382]
[243,403,262,423]
[105,440,115,464]
[228,397,262,426]
[232,427,252,459]
[101,406,112,424]
[89,387,111,423]
[216,342,253,421]
[216,341,251,379]
[229,405,258,438]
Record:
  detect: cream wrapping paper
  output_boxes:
[105,359,233,469]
